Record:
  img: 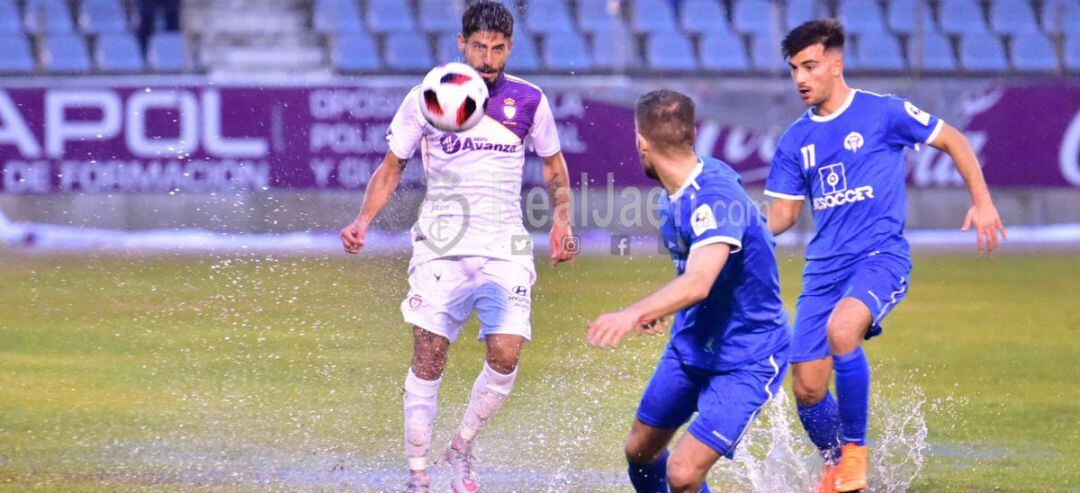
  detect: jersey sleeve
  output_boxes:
[527,93,561,158]
[685,186,747,254]
[385,87,426,160]
[764,138,808,201]
[886,96,945,149]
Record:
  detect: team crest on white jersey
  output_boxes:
[503,98,516,120]
[844,131,864,153]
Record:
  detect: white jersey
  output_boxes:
[386,73,561,280]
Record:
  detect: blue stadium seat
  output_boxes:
[509,33,541,72]
[383,33,432,71]
[95,33,144,72]
[333,32,381,72]
[418,0,461,33]
[0,34,36,73]
[80,0,128,34]
[631,0,680,34]
[938,0,989,35]
[855,33,906,70]
[1010,32,1058,71]
[436,33,461,64]
[989,0,1040,34]
[959,32,1008,71]
[749,33,785,72]
[542,31,592,71]
[700,31,749,70]
[590,22,639,70]
[887,0,935,35]
[907,29,956,70]
[1042,0,1080,35]
[0,0,23,34]
[646,31,697,71]
[41,33,92,72]
[366,0,416,34]
[525,0,576,34]
[733,0,777,35]
[313,0,364,34]
[785,0,818,30]
[1065,33,1080,70]
[838,0,887,35]
[24,0,75,33]
[577,0,622,33]
[147,33,188,72]
[680,0,730,34]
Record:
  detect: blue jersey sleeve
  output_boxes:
[886,96,945,149]
[685,186,748,254]
[764,136,808,201]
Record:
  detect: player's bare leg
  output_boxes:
[826,298,873,492]
[792,358,840,492]
[404,326,450,491]
[446,333,524,492]
[624,418,678,491]
[666,432,722,493]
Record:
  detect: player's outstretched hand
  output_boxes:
[588,309,641,348]
[961,202,1006,253]
[340,220,367,255]
[549,224,577,267]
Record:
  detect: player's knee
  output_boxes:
[623,434,661,464]
[793,377,828,406]
[666,458,705,492]
[485,353,518,374]
[826,320,862,355]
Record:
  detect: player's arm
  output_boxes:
[340,150,407,254]
[929,123,1007,252]
[542,152,575,266]
[587,242,731,348]
[767,198,803,236]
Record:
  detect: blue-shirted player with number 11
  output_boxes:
[765,20,1007,492]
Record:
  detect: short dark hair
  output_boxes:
[462,1,514,39]
[635,90,696,153]
[781,19,845,60]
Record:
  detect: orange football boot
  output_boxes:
[834,443,868,492]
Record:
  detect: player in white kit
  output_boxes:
[339,2,575,492]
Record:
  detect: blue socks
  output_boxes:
[797,391,841,461]
[833,347,871,446]
[627,449,711,492]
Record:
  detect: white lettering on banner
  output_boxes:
[1060,110,1080,187]
[0,92,42,157]
[3,161,50,193]
[309,122,389,153]
[306,157,379,189]
[555,122,587,153]
[549,92,585,119]
[54,159,269,193]
[910,131,987,187]
[45,90,122,157]
[126,90,198,157]
[308,89,400,119]
[201,90,268,157]
[309,158,335,187]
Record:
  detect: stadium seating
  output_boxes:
[40,33,92,72]
[749,33,785,72]
[959,32,1009,71]
[1065,34,1080,70]
[590,22,640,70]
[938,0,989,35]
[1042,0,1080,35]
[838,0,887,35]
[542,31,592,71]
[333,32,381,72]
[0,34,36,73]
[989,0,1041,35]
[700,31,750,70]
[577,0,621,33]
[0,0,24,33]
[525,0,576,34]
[680,0,730,35]
[631,0,680,34]
[855,33,906,71]
[509,32,541,72]
[147,33,189,72]
[908,29,957,71]
[366,0,416,34]
[383,33,433,71]
[95,32,144,72]
[887,0,935,35]
[646,31,698,71]
[24,0,75,33]
[418,0,461,33]
[785,0,817,30]
[80,0,129,34]
[733,0,776,35]
[313,0,364,34]
[436,33,461,63]
[1010,32,1059,71]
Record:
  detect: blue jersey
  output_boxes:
[658,156,791,372]
[765,89,944,275]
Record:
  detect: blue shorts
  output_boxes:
[791,252,911,363]
[635,348,788,458]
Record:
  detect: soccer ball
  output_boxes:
[418,62,489,133]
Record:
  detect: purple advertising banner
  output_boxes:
[0,83,1077,194]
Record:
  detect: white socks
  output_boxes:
[403,368,441,472]
[457,362,518,444]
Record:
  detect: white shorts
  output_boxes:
[401,256,533,343]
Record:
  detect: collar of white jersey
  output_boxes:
[808,88,857,123]
[669,158,705,201]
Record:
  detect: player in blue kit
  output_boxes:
[588,90,791,493]
[765,20,1007,492]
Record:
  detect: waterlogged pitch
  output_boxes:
[1,251,1077,492]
